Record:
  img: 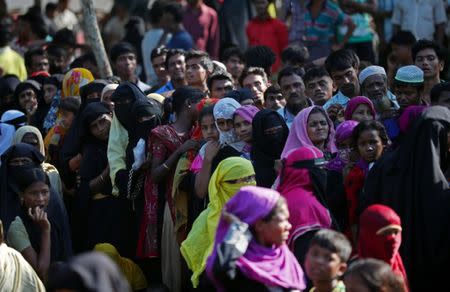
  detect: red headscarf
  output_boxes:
[344,96,376,121]
[358,204,408,287]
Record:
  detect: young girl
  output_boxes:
[344,120,390,244]
[233,105,259,158]
[7,167,72,280]
[344,96,376,122]
[192,105,220,199]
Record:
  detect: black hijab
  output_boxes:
[79,80,109,109]
[0,74,20,115]
[251,109,289,187]
[111,82,147,131]
[15,167,72,262]
[362,106,450,291]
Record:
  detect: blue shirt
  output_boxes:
[323,91,400,110]
[277,107,296,129]
[167,30,194,51]
[155,81,174,94]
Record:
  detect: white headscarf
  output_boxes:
[213,98,242,147]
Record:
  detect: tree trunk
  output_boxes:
[80,0,113,78]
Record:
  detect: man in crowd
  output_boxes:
[303,67,334,106]
[161,2,194,51]
[24,48,50,75]
[277,66,311,128]
[156,49,188,95]
[412,39,446,104]
[185,50,214,94]
[240,66,269,108]
[207,71,235,99]
[221,46,245,88]
[148,47,170,93]
[110,42,150,92]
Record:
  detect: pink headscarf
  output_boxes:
[234,105,260,123]
[281,106,337,158]
[277,146,332,247]
[206,186,306,291]
[344,96,376,121]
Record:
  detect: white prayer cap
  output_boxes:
[359,65,387,85]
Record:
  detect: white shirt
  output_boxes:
[392,0,447,40]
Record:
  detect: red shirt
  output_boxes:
[183,3,220,59]
[246,17,289,72]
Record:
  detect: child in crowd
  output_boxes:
[305,229,352,292]
[344,121,390,244]
[344,258,407,292]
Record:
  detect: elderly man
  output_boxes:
[359,65,399,115]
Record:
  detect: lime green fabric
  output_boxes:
[180,157,256,287]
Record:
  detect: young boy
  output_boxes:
[305,229,352,292]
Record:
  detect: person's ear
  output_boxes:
[337,262,348,277]
[439,60,445,72]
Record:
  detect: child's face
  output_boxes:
[215,118,234,132]
[395,84,421,109]
[234,115,252,143]
[201,114,219,141]
[351,104,374,122]
[43,84,58,104]
[344,273,371,292]
[305,244,347,283]
[59,110,75,129]
[357,129,384,163]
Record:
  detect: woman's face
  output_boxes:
[89,114,112,141]
[9,156,34,166]
[18,88,38,114]
[43,84,57,104]
[216,118,234,132]
[357,129,384,163]
[21,132,40,151]
[21,181,50,210]
[200,114,219,141]
[234,115,252,143]
[255,202,291,247]
[307,112,329,148]
[351,104,374,122]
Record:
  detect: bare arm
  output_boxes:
[22,208,51,280]
[151,139,199,184]
[194,142,220,199]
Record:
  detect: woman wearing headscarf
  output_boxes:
[206,186,305,291]
[13,80,42,127]
[72,102,128,253]
[363,106,450,291]
[277,146,333,269]
[357,204,409,290]
[108,82,148,198]
[281,106,337,160]
[56,68,96,195]
[0,109,27,156]
[47,252,131,292]
[344,96,376,122]
[233,105,260,155]
[211,98,248,172]
[6,167,72,279]
[181,157,256,289]
[0,220,46,292]
[0,74,20,115]
[0,143,70,245]
[13,125,63,197]
[251,109,289,188]
[140,87,204,291]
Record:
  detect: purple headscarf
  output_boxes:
[281,106,337,158]
[326,120,359,172]
[344,96,376,121]
[206,186,306,291]
[234,105,260,123]
[399,105,427,133]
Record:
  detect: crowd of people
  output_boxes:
[1,0,450,291]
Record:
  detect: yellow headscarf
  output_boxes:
[62,68,94,97]
[180,157,256,287]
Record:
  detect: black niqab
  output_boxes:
[251,109,289,187]
[111,82,147,130]
[362,106,450,291]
